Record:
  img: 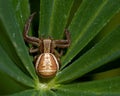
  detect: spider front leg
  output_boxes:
[23,12,39,46]
[55,29,71,48]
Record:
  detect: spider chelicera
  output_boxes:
[23,13,70,78]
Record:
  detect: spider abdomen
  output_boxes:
[36,53,59,78]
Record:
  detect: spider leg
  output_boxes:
[55,44,70,48]
[33,55,39,65]
[55,29,71,48]
[29,47,39,54]
[54,50,62,63]
[55,49,63,57]
[23,12,40,46]
[50,41,61,63]
[29,47,40,65]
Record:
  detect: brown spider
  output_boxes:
[23,13,70,78]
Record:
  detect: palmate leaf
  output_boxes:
[0,0,38,79]
[0,0,38,94]
[39,0,74,39]
[56,77,120,96]
[61,0,120,68]
[0,45,34,87]
[9,77,120,96]
[55,25,120,83]
[12,0,30,29]
[10,89,56,96]
[9,89,39,96]
[0,0,120,96]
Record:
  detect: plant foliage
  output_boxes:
[0,0,120,96]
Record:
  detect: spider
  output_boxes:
[23,13,70,78]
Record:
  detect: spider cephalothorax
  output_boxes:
[23,13,70,78]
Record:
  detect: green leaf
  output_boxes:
[12,0,30,29]
[61,0,120,68]
[39,0,73,39]
[0,45,34,87]
[55,26,120,83]
[0,71,29,95]
[1,0,120,95]
[9,89,39,96]
[56,77,120,96]
[0,0,38,80]
[10,89,56,96]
